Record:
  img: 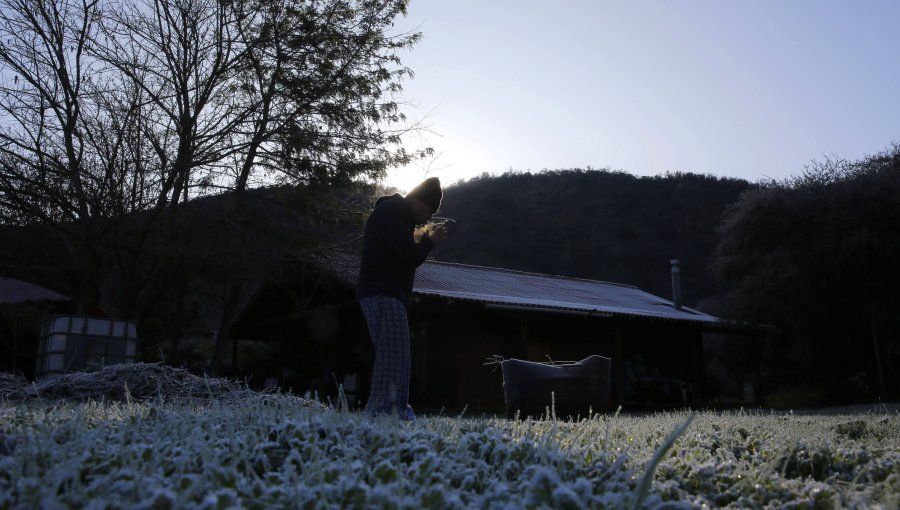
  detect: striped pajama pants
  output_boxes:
[359,296,416,421]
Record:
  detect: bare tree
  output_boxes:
[90,0,256,208]
[0,0,425,373]
[0,0,101,224]
[0,0,114,310]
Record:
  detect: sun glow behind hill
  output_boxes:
[385,1,900,192]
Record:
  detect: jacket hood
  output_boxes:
[374,193,404,206]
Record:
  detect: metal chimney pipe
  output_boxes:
[670,259,683,310]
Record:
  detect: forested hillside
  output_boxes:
[432,169,754,307]
[429,156,900,404]
[709,146,900,403]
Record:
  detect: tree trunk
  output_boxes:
[207,281,243,375]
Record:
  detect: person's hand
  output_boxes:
[427,224,448,243]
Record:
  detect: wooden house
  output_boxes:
[231,250,769,412]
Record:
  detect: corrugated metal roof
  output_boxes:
[309,250,723,325]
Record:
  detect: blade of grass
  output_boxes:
[630,414,694,510]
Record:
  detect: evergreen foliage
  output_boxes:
[710,144,900,402]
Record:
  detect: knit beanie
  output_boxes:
[405,177,442,212]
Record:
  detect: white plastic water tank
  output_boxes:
[35,315,138,381]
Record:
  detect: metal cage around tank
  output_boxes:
[35,315,138,381]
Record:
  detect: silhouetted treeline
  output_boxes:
[708,145,900,403]
[432,151,900,405]
[0,184,369,377]
[4,152,898,405]
[433,169,754,307]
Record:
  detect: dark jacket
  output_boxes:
[357,194,434,307]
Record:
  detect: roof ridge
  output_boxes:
[424,259,640,290]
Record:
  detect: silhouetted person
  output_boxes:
[357,177,447,420]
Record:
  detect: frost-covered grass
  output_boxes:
[1,399,898,509]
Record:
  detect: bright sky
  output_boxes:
[385,0,900,192]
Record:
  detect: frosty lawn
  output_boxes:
[1,399,898,509]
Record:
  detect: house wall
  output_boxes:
[409,301,705,413]
[233,266,708,413]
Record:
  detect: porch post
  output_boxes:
[691,328,705,407]
[751,331,763,405]
[614,322,625,406]
[277,319,286,387]
[232,337,239,377]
